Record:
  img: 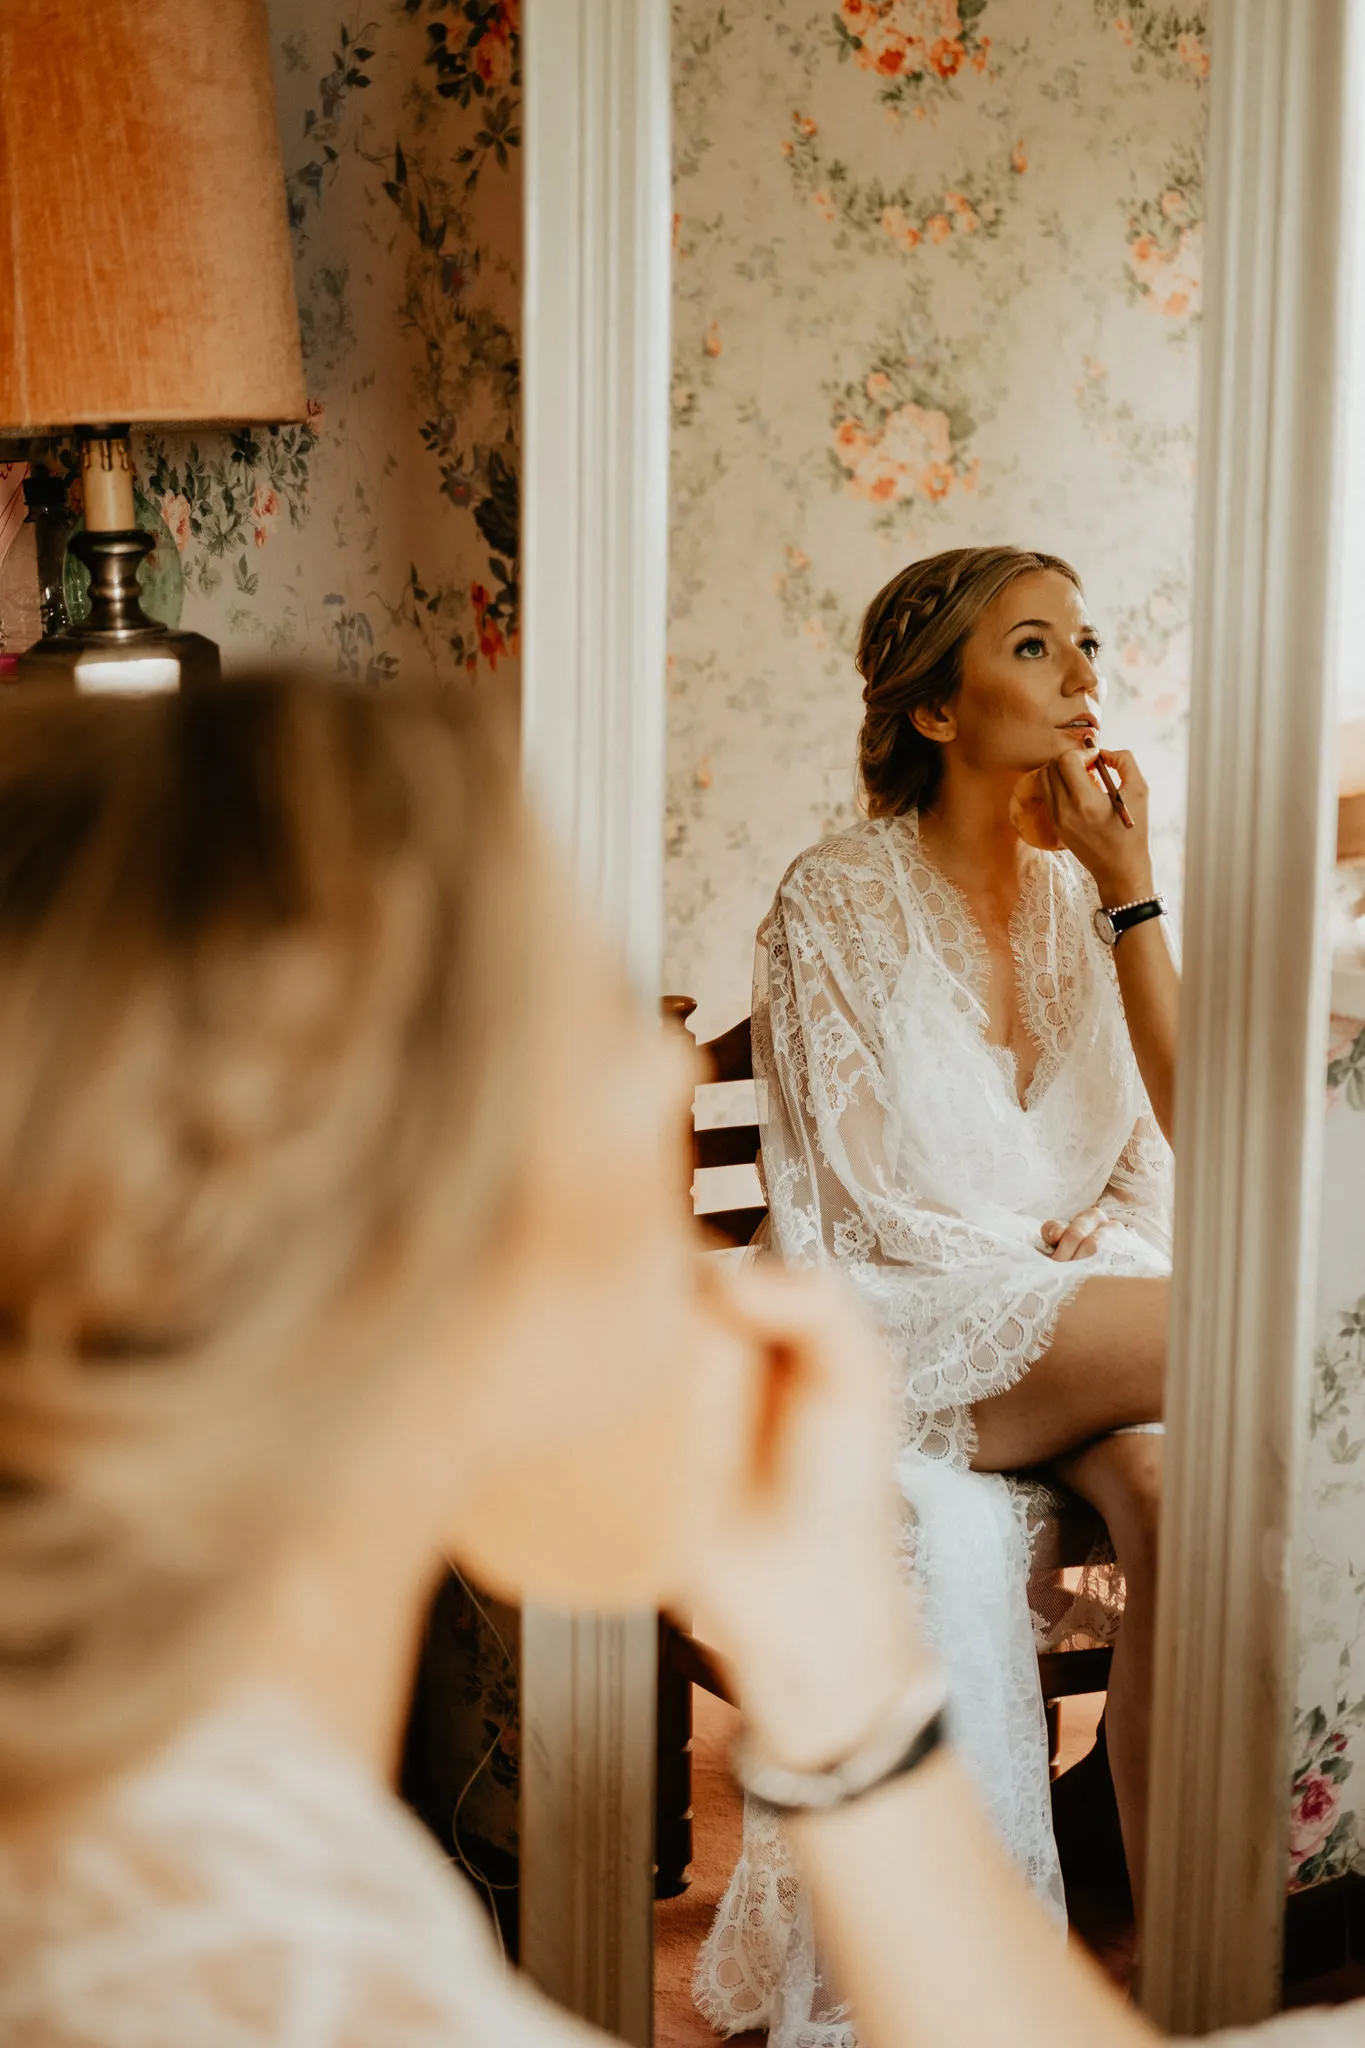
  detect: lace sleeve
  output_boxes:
[1101,1108,1174,1260]
[755,842,1089,1466]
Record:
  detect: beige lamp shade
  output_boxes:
[0,0,306,430]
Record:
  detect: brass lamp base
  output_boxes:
[14,527,219,693]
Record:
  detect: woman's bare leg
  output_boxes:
[1050,1431,1161,1914]
[970,1277,1166,1470]
[969,1276,1167,1912]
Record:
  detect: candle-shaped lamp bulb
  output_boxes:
[80,433,136,532]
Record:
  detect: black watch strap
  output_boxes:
[1110,897,1164,940]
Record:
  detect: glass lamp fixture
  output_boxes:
[0,0,306,693]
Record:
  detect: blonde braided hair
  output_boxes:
[856,545,1081,816]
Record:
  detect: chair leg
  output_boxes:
[655,1620,693,1898]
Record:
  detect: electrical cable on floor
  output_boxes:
[445,1563,518,1962]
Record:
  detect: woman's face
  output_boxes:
[916,568,1106,777]
[434,884,724,1612]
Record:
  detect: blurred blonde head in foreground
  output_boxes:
[0,677,706,1813]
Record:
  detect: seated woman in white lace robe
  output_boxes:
[697,545,1178,2045]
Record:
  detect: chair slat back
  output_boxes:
[662,998,767,1249]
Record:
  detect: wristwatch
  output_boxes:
[1093,894,1167,947]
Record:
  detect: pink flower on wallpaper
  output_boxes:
[1161,188,1188,220]
[793,110,818,138]
[470,580,508,669]
[865,370,891,399]
[929,36,965,77]
[926,212,953,245]
[1011,140,1028,173]
[159,491,192,553]
[811,189,837,224]
[475,29,513,88]
[1128,232,1162,282]
[841,0,878,34]
[1112,13,1135,46]
[1289,1774,1339,1868]
[879,204,921,252]
[251,483,280,551]
[704,320,722,358]
[866,27,913,76]
[1129,222,1202,320]
[1327,1015,1362,1069]
[305,396,326,433]
[848,2,963,78]
[1177,32,1210,79]
[835,400,956,508]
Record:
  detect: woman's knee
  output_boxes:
[1061,1431,1163,1579]
[1099,1435,1164,1578]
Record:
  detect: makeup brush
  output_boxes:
[1085,737,1134,829]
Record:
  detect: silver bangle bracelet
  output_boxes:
[734,1669,950,1816]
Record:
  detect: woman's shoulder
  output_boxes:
[0,1692,601,2048]
[774,815,908,908]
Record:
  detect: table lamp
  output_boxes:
[0,0,306,692]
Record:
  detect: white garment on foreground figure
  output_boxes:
[0,1684,1355,2048]
[0,1692,596,2048]
[696,813,1172,2046]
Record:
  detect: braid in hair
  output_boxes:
[855,546,1081,817]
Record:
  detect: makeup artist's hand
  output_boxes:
[1041,1207,1113,1262]
[683,1263,924,1771]
[1038,746,1154,904]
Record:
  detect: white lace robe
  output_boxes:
[696,812,1172,2046]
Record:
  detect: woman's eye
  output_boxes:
[1015,636,1046,658]
[1081,638,1102,661]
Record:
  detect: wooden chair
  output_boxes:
[654,997,1114,1897]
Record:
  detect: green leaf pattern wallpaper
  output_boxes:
[124,2,521,690]
[1294,1019,1365,1890]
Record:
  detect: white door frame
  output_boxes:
[1142,0,1352,2030]
[519,3,672,2043]
[519,0,1355,2038]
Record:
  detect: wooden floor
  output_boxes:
[655,1690,757,2048]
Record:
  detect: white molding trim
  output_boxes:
[1141,0,1351,2030]
[519,1,672,2042]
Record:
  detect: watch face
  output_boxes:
[1092,905,1117,946]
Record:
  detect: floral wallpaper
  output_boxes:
[1291,1002,1365,1890]
[666,0,1206,1035]
[26,2,521,691]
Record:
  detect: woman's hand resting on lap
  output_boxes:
[1041,1206,1112,1261]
